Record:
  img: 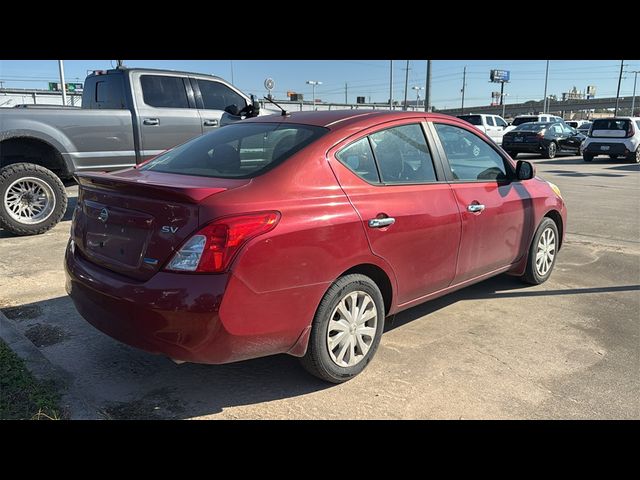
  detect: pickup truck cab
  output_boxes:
[456,113,509,145]
[0,67,263,235]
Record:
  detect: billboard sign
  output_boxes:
[490,70,510,83]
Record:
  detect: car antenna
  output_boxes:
[263,96,289,116]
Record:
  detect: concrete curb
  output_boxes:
[0,310,100,419]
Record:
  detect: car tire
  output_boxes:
[521,217,559,285]
[628,147,640,163]
[507,151,518,159]
[542,142,557,159]
[300,274,385,383]
[583,153,593,162]
[0,163,67,236]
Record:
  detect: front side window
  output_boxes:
[369,124,437,184]
[434,123,509,182]
[141,122,327,178]
[197,80,247,111]
[495,117,508,128]
[141,75,189,109]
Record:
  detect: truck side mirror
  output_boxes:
[224,104,240,116]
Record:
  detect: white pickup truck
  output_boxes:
[456,113,509,145]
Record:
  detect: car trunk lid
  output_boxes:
[73,169,249,281]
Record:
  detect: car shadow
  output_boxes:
[542,170,627,178]
[535,157,630,166]
[5,278,638,419]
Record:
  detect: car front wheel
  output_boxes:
[300,274,385,383]
[521,217,559,285]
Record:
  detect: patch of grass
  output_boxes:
[0,340,62,420]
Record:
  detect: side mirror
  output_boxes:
[516,160,535,181]
[224,104,240,116]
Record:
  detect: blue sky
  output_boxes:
[1,59,638,108]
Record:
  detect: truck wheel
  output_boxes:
[0,163,67,236]
[300,274,385,383]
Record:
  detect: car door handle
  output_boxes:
[467,204,485,213]
[203,119,219,127]
[143,118,159,126]
[368,217,396,228]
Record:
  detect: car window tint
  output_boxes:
[369,124,437,184]
[336,137,380,183]
[495,117,507,128]
[636,121,640,130]
[551,124,563,134]
[485,116,495,126]
[434,123,508,182]
[197,79,247,111]
[140,75,189,109]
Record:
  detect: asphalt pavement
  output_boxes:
[0,154,638,419]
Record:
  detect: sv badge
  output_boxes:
[161,226,179,234]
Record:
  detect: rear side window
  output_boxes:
[512,117,537,126]
[141,75,189,109]
[369,124,437,184]
[90,75,126,109]
[197,80,247,111]
[434,123,509,182]
[141,122,327,178]
[485,116,495,126]
[336,138,380,183]
[458,115,482,126]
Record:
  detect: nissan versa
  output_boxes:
[65,111,567,383]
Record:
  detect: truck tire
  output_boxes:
[0,163,67,236]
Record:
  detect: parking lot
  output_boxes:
[0,153,638,419]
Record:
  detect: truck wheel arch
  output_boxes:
[0,136,72,178]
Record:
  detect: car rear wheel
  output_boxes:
[0,163,67,236]
[542,142,557,159]
[300,274,385,383]
[583,153,593,162]
[628,147,640,163]
[521,217,559,285]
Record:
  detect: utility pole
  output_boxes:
[412,86,424,110]
[631,71,639,116]
[389,60,393,110]
[460,66,467,115]
[542,60,549,113]
[403,60,410,110]
[615,60,624,116]
[230,60,234,84]
[345,82,348,104]
[425,60,431,112]
[58,60,67,106]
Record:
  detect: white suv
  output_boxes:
[457,114,509,144]
[581,117,640,163]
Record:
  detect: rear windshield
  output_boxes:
[140,122,328,178]
[514,123,548,132]
[591,119,630,131]
[512,117,538,126]
[579,122,592,129]
[566,121,578,128]
[457,115,482,125]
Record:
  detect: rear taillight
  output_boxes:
[164,211,280,273]
[626,122,635,138]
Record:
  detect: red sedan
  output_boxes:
[65,110,567,383]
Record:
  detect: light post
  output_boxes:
[631,71,639,116]
[501,93,510,118]
[412,86,424,110]
[546,95,554,115]
[306,80,322,111]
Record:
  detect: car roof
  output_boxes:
[243,110,456,130]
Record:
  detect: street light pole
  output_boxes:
[631,71,639,116]
[501,93,509,118]
[425,60,432,112]
[412,86,424,110]
[542,60,549,113]
[306,80,322,111]
[403,60,410,110]
[389,60,393,110]
[614,60,624,116]
[460,66,467,115]
[58,60,67,106]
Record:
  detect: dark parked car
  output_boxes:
[502,121,585,159]
[577,121,592,136]
[65,111,567,383]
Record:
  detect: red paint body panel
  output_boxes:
[65,110,567,365]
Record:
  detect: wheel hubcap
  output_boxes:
[549,144,556,156]
[327,291,378,367]
[535,227,556,276]
[4,177,56,225]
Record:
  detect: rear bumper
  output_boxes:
[582,141,632,156]
[64,242,307,364]
[502,140,544,153]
